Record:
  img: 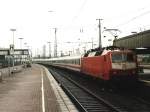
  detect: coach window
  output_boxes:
[76,59,78,64]
[74,60,75,64]
[77,59,78,64]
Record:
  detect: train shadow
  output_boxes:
[94,78,141,93]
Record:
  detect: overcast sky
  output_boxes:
[0,0,150,56]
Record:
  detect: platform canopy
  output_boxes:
[113,30,150,49]
[113,30,150,54]
[0,49,29,55]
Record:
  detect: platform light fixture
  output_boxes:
[18,38,24,49]
[10,28,16,72]
[47,42,51,58]
[10,29,16,48]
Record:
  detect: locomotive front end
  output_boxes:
[110,51,138,81]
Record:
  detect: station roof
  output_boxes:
[113,30,150,49]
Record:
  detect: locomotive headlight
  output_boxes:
[113,71,117,74]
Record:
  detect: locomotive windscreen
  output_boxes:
[112,53,134,63]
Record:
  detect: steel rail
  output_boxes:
[49,68,122,112]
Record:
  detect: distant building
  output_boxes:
[0,48,30,68]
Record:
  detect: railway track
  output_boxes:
[47,66,150,112]
[48,67,122,112]
[118,81,150,105]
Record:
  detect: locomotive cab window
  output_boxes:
[112,53,122,63]
[126,53,134,62]
[112,53,134,63]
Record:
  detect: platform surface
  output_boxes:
[0,64,60,112]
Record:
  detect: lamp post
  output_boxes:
[96,19,103,48]
[47,42,51,58]
[18,38,23,49]
[18,38,23,64]
[25,45,32,66]
[53,28,57,57]
[48,10,57,57]
[10,29,16,71]
[24,42,27,48]
[23,43,28,66]
[10,29,16,48]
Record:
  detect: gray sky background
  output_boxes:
[0,0,150,56]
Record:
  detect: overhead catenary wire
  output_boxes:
[115,9,150,28]
[72,0,88,22]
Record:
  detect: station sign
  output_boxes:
[0,49,29,55]
[13,49,29,55]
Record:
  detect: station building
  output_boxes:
[0,48,30,68]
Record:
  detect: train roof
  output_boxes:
[89,46,125,52]
[33,55,81,62]
[49,55,81,61]
[83,46,133,57]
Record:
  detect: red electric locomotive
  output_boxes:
[81,46,138,81]
[36,46,138,82]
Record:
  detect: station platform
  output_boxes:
[0,64,78,112]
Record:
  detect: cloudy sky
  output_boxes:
[0,0,150,56]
